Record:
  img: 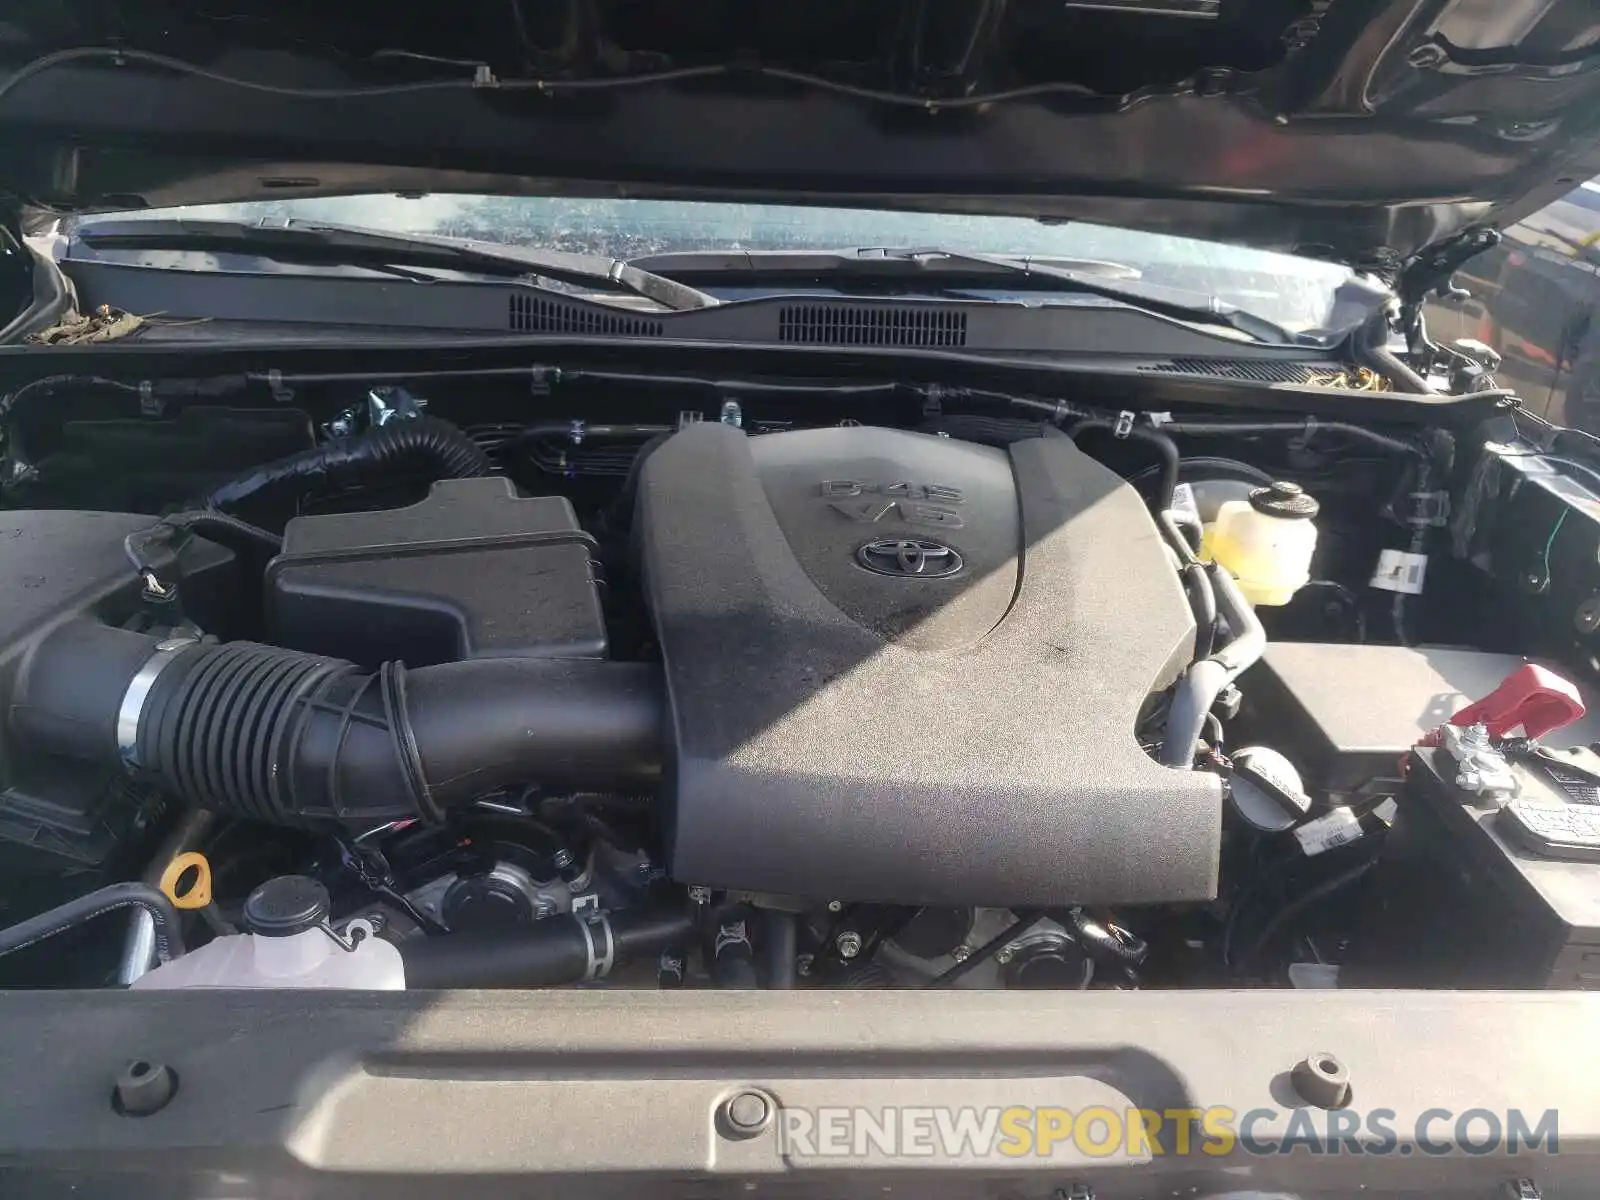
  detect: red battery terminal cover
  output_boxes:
[1418,663,1585,746]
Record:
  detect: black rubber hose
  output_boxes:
[710,905,761,989]
[609,430,677,530]
[163,508,283,552]
[122,508,282,580]
[398,907,693,988]
[1207,564,1268,675]
[1070,418,1180,511]
[1128,456,1275,489]
[1160,564,1267,768]
[0,882,185,965]
[1157,417,1424,459]
[1391,457,1435,648]
[201,415,492,515]
[1065,909,1148,967]
[1233,858,1377,976]
[1180,563,1218,661]
[12,621,663,829]
[764,910,799,989]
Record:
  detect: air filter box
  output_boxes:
[267,477,607,667]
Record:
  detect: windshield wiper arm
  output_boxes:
[75,219,719,312]
[842,247,1302,343]
[871,248,1302,343]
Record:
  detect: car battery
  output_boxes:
[1342,743,1600,988]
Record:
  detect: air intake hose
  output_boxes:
[201,415,493,517]
[11,621,662,827]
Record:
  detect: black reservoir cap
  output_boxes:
[1249,481,1320,519]
[243,875,330,937]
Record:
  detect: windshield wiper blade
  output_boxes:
[631,245,1301,341]
[75,218,719,312]
[854,248,1302,343]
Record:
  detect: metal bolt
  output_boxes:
[688,885,712,906]
[1575,597,1600,635]
[114,1059,177,1116]
[796,953,814,977]
[835,931,863,959]
[950,945,972,962]
[826,900,843,913]
[720,1090,773,1139]
[996,945,1017,964]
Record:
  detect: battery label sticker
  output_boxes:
[1370,549,1428,595]
[1172,482,1201,521]
[1294,806,1363,857]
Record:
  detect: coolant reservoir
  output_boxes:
[1207,481,1320,606]
[133,875,405,990]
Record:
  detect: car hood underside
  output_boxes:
[1,0,1599,269]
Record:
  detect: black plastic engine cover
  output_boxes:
[638,424,1221,906]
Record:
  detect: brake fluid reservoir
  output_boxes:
[1208,481,1320,606]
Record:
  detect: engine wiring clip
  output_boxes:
[1113,410,1136,439]
[139,569,178,606]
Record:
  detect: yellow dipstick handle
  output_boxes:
[159,851,214,910]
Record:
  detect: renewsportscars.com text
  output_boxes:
[778,1105,1560,1160]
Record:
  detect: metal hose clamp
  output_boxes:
[116,635,197,767]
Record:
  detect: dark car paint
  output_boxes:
[2,0,1600,269]
[1426,180,1600,431]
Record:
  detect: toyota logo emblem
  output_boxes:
[855,538,964,578]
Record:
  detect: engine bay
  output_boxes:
[1,359,1596,994]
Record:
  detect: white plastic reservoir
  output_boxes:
[133,875,404,990]
[1207,480,1320,607]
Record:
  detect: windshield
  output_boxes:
[74,195,1361,336]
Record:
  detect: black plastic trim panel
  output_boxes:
[61,259,1333,359]
[0,989,1594,1198]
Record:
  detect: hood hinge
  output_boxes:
[1397,225,1502,324]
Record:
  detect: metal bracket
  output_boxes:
[265,369,295,406]
[1289,413,1320,454]
[1397,226,1502,316]
[137,380,163,417]
[1407,490,1453,528]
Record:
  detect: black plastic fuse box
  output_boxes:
[267,477,607,668]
